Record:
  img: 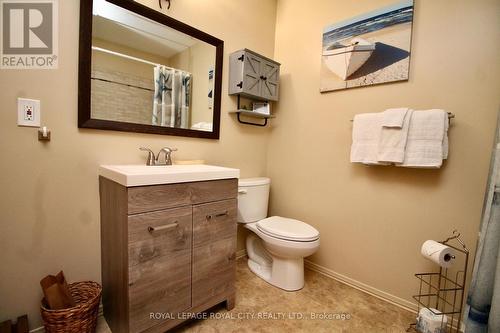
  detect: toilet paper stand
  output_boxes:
[407,230,469,333]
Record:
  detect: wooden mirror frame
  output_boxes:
[78,0,223,139]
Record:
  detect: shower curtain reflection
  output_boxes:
[153,65,192,128]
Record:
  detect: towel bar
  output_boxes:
[349,112,455,122]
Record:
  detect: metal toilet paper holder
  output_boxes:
[407,230,469,333]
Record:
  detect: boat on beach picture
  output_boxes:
[322,37,376,80]
[320,0,413,92]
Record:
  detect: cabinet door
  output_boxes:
[242,53,263,98]
[260,60,280,101]
[128,207,192,333]
[192,199,237,307]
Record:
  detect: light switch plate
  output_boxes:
[17,98,41,127]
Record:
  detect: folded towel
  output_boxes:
[191,122,213,132]
[382,108,409,128]
[377,109,413,163]
[350,113,387,165]
[398,109,448,168]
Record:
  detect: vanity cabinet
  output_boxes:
[229,49,280,102]
[99,177,238,333]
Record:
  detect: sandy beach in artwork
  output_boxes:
[320,22,412,92]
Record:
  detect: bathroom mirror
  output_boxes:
[78,0,223,139]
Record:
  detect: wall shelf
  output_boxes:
[228,49,281,128]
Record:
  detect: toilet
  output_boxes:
[238,177,320,291]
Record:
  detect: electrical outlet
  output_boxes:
[17,98,40,127]
[24,105,34,121]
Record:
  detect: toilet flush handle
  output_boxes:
[238,189,247,194]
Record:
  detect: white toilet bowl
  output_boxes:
[238,178,320,291]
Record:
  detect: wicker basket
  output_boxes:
[41,281,102,333]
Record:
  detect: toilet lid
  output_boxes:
[256,216,320,242]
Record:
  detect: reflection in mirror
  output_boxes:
[91,0,216,132]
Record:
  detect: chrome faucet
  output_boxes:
[139,147,156,166]
[140,147,177,166]
[157,147,177,166]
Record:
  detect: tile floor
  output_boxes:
[97,258,415,333]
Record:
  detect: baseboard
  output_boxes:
[304,259,417,313]
[236,248,248,260]
[304,260,465,332]
[29,304,104,333]
[238,248,417,313]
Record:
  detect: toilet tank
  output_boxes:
[237,177,270,223]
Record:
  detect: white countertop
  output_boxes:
[99,164,240,187]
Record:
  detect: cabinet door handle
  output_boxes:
[148,222,178,233]
[206,211,229,220]
[236,81,243,89]
[260,76,267,81]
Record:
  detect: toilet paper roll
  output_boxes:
[416,308,448,333]
[421,240,456,268]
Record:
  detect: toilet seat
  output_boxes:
[256,216,320,242]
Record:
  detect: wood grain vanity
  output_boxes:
[99,175,238,333]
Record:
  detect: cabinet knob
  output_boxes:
[236,81,243,89]
[260,76,267,81]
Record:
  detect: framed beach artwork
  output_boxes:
[320,0,414,92]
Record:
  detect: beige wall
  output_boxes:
[1,0,499,328]
[169,41,217,126]
[92,37,172,80]
[268,0,500,308]
[0,0,277,327]
[168,46,190,72]
[186,42,217,126]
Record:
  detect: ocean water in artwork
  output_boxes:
[323,2,413,48]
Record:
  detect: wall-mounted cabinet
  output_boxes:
[229,49,280,126]
[229,49,280,102]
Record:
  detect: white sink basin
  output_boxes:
[99,164,240,187]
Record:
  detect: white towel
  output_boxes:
[398,109,448,168]
[377,109,413,163]
[350,113,388,165]
[191,122,213,132]
[382,108,409,128]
